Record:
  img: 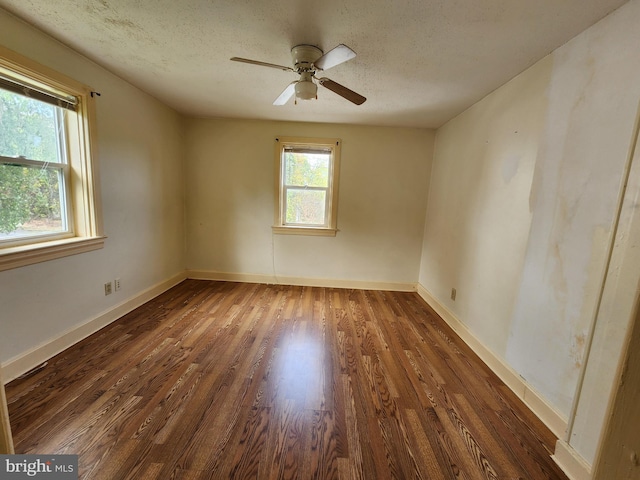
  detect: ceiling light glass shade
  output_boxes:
[295,80,317,100]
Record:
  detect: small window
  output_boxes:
[0,46,103,271]
[273,137,341,236]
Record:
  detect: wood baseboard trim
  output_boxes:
[1,272,187,384]
[416,283,568,440]
[553,440,592,480]
[186,270,416,292]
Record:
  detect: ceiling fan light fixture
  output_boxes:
[295,80,317,100]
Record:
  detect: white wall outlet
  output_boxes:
[114,278,121,291]
[104,282,113,295]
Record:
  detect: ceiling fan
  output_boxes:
[231,44,366,106]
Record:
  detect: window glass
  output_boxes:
[0,164,66,238]
[0,89,70,240]
[283,150,331,226]
[284,151,329,188]
[285,189,327,225]
[0,89,64,162]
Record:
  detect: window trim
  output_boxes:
[273,136,341,236]
[0,46,104,271]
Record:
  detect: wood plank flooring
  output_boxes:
[5,280,569,479]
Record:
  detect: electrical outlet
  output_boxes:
[451,288,457,301]
[114,278,121,291]
[104,282,113,295]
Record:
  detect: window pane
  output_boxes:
[284,152,329,188]
[0,88,63,163]
[0,164,65,239]
[285,188,327,225]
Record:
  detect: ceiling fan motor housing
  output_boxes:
[290,44,323,72]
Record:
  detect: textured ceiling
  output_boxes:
[0,0,629,128]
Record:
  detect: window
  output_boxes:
[273,137,341,236]
[0,46,103,271]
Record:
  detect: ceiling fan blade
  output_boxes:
[230,57,294,72]
[273,82,297,105]
[314,44,356,71]
[318,78,366,105]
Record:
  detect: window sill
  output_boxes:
[0,236,106,272]
[272,226,337,237]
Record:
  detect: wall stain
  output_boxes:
[571,332,587,369]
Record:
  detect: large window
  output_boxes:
[273,137,341,236]
[0,46,103,271]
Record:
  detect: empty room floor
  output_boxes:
[5,280,568,479]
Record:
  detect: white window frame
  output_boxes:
[0,46,104,271]
[273,136,341,236]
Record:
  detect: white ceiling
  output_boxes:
[0,0,629,128]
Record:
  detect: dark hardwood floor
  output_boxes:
[6,280,568,479]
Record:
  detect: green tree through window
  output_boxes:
[284,151,330,225]
[0,89,65,235]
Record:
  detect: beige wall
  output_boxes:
[0,10,186,369]
[185,118,433,287]
[419,55,552,357]
[419,0,640,470]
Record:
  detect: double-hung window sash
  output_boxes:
[0,71,78,244]
[281,146,333,228]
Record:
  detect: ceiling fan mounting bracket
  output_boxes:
[290,44,323,73]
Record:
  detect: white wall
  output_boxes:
[419,55,552,357]
[0,10,185,374]
[185,118,433,288]
[419,0,640,469]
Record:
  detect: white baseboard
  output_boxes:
[2,272,187,384]
[186,270,416,292]
[553,440,592,480]
[416,283,568,439]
